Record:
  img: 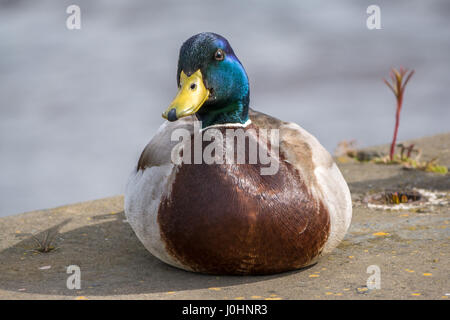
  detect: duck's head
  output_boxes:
[162,32,250,128]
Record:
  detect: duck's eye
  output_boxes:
[214,49,225,61]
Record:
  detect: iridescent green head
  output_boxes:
[163,32,250,128]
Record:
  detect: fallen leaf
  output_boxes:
[373,232,389,236]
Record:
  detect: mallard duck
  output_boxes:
[125,32,352,275]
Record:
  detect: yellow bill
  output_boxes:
[162,69,210,121]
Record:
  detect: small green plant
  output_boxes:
[31,231,58,253]
[414,158,448,174]
[373,153,448,175]
[383,67,415,162]
[342,142,448,175]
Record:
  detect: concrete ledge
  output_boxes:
[0,133,449,299]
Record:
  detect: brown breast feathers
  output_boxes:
[157,122,330,274]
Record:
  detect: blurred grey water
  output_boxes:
[0,0,449,216]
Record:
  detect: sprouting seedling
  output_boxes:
[383,67,415,161]
[31,231,58,253]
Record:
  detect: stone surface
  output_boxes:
[0,133,449,300]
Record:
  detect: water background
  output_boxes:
[1,0,449,216]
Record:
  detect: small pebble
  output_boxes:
[39,265,51,270]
